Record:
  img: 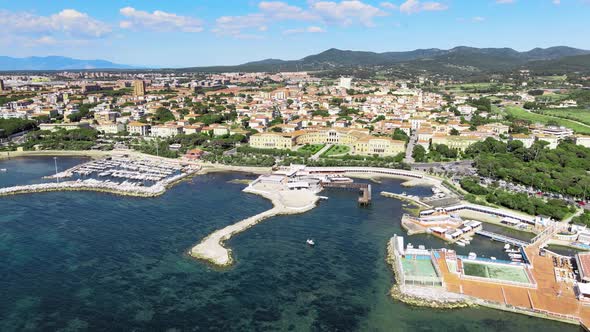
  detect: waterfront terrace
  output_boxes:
[302,167,424,179]
[420,203,537,225]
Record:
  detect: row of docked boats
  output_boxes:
[504,243,524,262]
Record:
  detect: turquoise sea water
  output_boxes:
[0,157,578,331]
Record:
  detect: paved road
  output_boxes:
[310,144,332,160]
[564,208,585,223]
[404,132,417,163]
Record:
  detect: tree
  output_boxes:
[153,107,175,123]
[450,128,460,136]
[392,128,409,143]
[412,145,427,162]
[528,89,544,96]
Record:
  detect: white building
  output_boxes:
[94,123,125,134]
[127,122,150,136]
[150,124,182,138]
[39,122,91,132]
[576,135,590,148]
[339,77,352,89]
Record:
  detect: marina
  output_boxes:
[0,155,199,198]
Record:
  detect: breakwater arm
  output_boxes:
[190,183,319,267]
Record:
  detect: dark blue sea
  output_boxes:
[0,157,577,331]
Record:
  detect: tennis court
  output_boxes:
[401,255,438,278]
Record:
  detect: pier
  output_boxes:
[191,182,319,266]
[322,182,371,205]
[475,230,529,247]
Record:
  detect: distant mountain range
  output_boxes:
[2,46,589,74]
[180,46,590,75]
[0,56,135,71]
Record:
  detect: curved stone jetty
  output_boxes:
[0,179,166,197]
[190,182,319,267]
[0,170,196,198]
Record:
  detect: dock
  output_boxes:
[322,182,371,205]
[475,230,529,247]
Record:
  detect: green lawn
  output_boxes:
[322,144,351,157]
[443,83,513,93]
[298,144,325,155]
[537,108,590,126]
[538,75,567,82]
[504,106,590,134]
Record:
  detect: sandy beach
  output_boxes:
[190,182,319,267]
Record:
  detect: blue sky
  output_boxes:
[1,0,589,67]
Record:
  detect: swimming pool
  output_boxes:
[462,260,530,284]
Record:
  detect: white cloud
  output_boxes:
[31,36,57,45]
[0,9,111,38]
[310,1,388,27]
[380,2,399,10]
[213,14,267,37]
[495,0,515,4]
[213,1,388,37]
[259,1,317,20]
[119,7,203,32]
[472,16,485,22]
[399,0,448,14]
[552,0,560,4]
[283,26,326,34]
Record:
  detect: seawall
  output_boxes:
[190,184,319,267]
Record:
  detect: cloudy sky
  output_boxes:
[1,0,589,67]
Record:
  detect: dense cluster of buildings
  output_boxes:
[1,71,589,155]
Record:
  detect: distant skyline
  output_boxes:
[1,0,589,68]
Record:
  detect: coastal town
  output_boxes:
[3,0,590,330]
[2,68,590,329]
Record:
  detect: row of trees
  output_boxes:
[460,177,574,220]
[412,144,460,162]
[0,118,37,138]
[23,128,99,151]
[464,137,590,200]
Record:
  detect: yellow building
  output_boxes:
[133,80,146,97]
[354,137,405,156]
[249,127,405,156]
[431,134,481,151]
[295,128,368,145]
[250,132,296,149]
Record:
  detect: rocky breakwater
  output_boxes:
[190,182,319,267]
[0,179,166,198]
